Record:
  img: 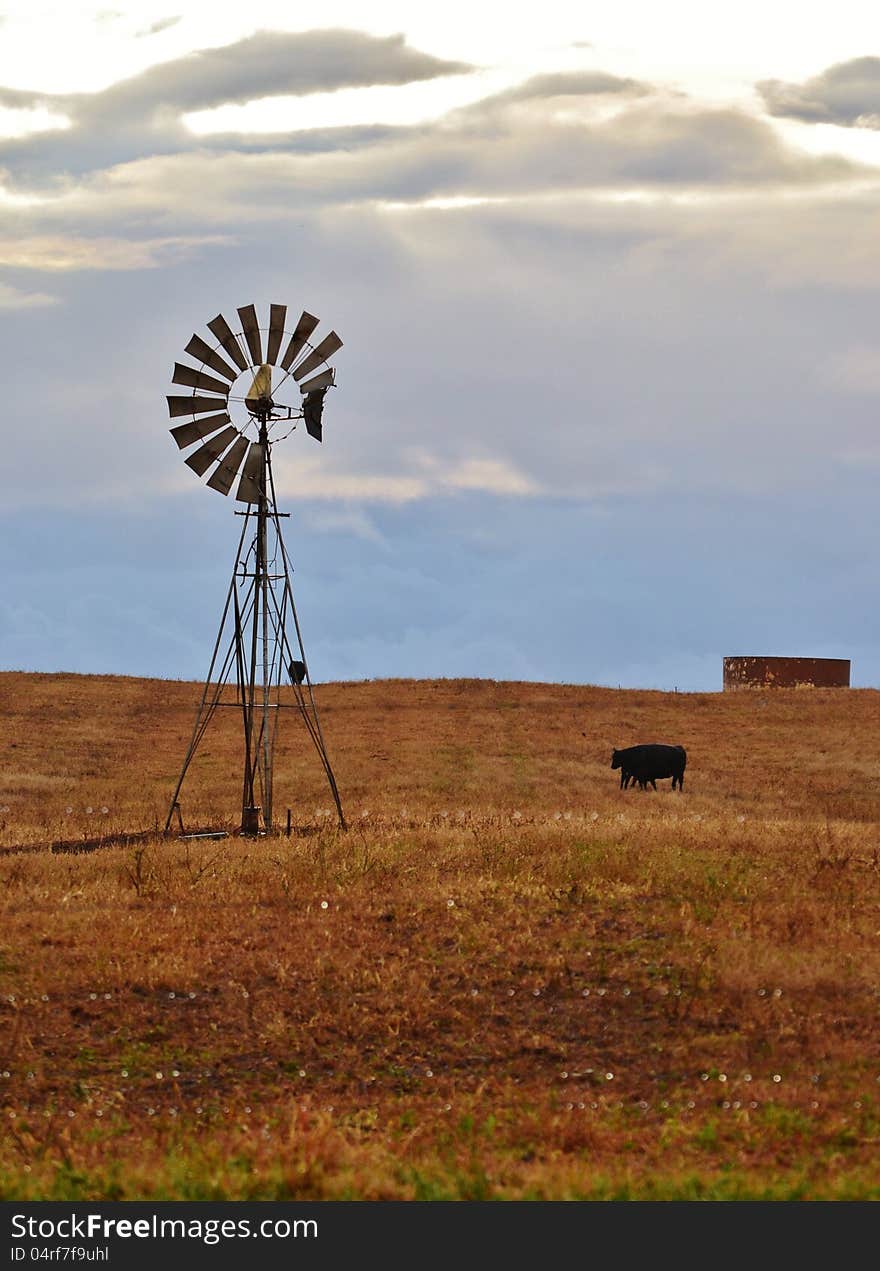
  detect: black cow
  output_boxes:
[611,744,687,791]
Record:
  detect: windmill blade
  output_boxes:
[235,441,264,503]
[172,363,230,397]
[167,394,229,418]
[207,313,248,372]
[184,334,238,382]
[170,413,230,450]
[266,304,287,365]
[184,424,239,476]
[298,368,335,393]
[293,332,343,382]
[303,388,327,441]
[280,311,319,371]
[206,434,249,495]
[237,304,262,366]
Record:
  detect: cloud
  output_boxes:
[820,345,880,393]
[268,451,540,503]
[438,457,537,495]
[0,33,866,207]
[7,175,880,522]
[480,68,650,105]
[0,29,473,179]
[77,28,472,116]
[0,280,57,307]
[0,103,70,139]
[4,94,860,250]
[271,461,428,504]
[759,57,880,128]
[452,94,860,190]
[0,33,876,528]
[136,16,182,39]
[0,233,230,270]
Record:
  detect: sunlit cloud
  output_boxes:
[273,463,428,504]
[0,105,71,139]
[0,233,231,270]
[183,71,501,134]
[266,451,540,503]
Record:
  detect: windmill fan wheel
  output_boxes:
[166,303,342,501]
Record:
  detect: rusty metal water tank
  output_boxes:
[723,656,850,690]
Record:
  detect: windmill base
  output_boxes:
[241,805,262,835]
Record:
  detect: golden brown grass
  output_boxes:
[2,672,880,1199]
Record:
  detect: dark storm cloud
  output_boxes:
[759,56,880,126]
[0,29,472,181]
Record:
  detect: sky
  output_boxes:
[2,1,880,691]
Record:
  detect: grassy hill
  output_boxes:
[1,673,880,1198]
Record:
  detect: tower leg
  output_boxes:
[164,514,251,833]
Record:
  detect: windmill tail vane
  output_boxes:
[164,303,346,837]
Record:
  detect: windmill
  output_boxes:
[164,303,346,836]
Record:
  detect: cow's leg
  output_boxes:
[619,770,626,789]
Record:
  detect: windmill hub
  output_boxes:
[164,304,346,836]
[244,364,279,423]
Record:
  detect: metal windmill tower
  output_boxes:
[164,303,346,835]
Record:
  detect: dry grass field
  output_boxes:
[2,671,880,1199]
